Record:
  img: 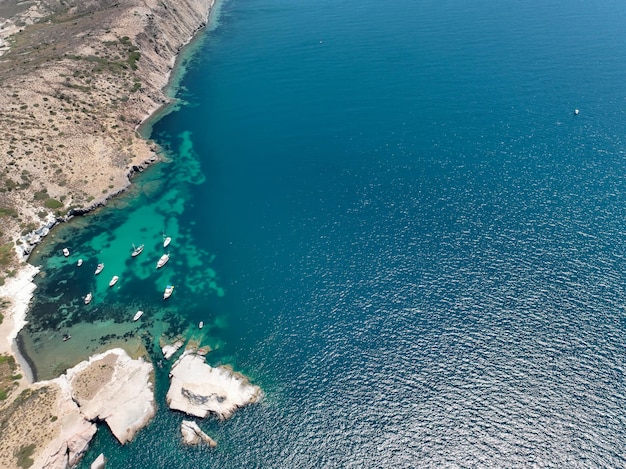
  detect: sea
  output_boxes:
[18,0,626,467]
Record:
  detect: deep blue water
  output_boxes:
[39,0,626,466]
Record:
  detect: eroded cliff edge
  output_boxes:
[0,0,214,466]
[0,0,213,266]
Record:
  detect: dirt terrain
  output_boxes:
[0,0,209,278]
[0,1,211,466]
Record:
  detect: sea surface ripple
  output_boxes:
[56,0,626,466]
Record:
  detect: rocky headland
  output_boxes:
[0,0,213,266]
[167,351,262,420]
[0,348,154,469]
[0,0,215,466]
[64,347,156,445]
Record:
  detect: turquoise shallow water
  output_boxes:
[21,0,626,466]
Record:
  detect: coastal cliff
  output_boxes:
[0,0,213,466]
[0,349,154,469]
[0,0,212,264]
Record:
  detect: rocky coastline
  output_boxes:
[0,348,154,469]
[0,0,215,263]
[0,0,214,381]
[0,0,220,466]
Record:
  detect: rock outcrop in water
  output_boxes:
[181,420,217,447]
[91,453,106,469]
[167,352,262,420]
[162,338,185,360]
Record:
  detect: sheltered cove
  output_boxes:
[0,0,261,467]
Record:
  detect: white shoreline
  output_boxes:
[0,263,39,383]
[0,0,219,388]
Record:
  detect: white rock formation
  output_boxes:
[167,352,261,420]
[0,263,40,382]
[12,350,153,469]
[181,420,217,447]
[91,453,106,469]
[34,380,97,469]
[65,348,156,444]
[162,339,185,359]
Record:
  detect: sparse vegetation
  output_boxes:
[0,207,18,218]
[15,443,35,468]
[0,354,19,402]
[33,189,48,201]
[0,243,14,266]
[43,198,63,209]
[127,51,141,70]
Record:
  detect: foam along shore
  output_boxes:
[0,263,40,382]
[167,352,262,420]
[0,349,154,469]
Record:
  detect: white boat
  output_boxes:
[132,244,144,257]
[163,285,174,299]
[133,310,144,321]
[199,321,204,329]
[63,248,70,257]
[84,292,92,304]
[109,275,119,287]
[156,253,170,269]
[163,235,171,248]
[95,263,104,275]
[77,259,83,267]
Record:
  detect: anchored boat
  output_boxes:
[156,253,170,269]
[132,244,144,257]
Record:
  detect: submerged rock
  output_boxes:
[167,352,261,420]
[181,420,217,447]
